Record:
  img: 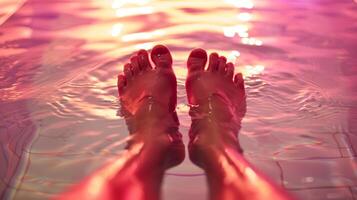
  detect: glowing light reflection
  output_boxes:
[238,31,249,38]
[223,28,235,38]
[241,37,263,46]
[218,154,238,185]
[134,42,154,50]
[88,176,105,196]
[241,64,265,77]
[116,7,154,17]
[237,12,252,21]
[224,0,254,9]
[227,50,240,62]
[244,167,257,181]
[111,0,150,9]
[111,23,123,37]
[173,67,187,80]
[122,30,165,42]
[223,25,249,38]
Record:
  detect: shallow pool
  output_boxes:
[1,0,357,199]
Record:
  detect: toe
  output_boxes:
[138,49,152,71]
[218,56,227,74]
[187,48,207,74]
[117,74,126,95]
[124,63,133,80]
[225,62,234,80]
[234,73,245,89]
[151,44,173,69]
[130,56,140,75]
[207,53,219,72]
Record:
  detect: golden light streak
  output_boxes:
[227,50,241,62]
[111,0,151,9]
[224,0,254,9]
[237,12,252,21]
[116,7,154,17]
[239,65,265,77]
[223,25,249,38]
[218,154,239,185]
[111,23,123,37]
[133,42,154,50]
[241,37,263,46]
[121,30,165,42]
[173,67,187,80]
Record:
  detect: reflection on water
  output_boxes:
[0,0,357,199]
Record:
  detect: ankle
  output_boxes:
[189,119,242,147]
[188,132,242,170]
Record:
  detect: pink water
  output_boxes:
[1,0,357,199]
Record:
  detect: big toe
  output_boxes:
[187,48,207,74]
[151,44,173,69]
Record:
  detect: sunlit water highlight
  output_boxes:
[0,0,357,199]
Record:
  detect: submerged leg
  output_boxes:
[55,45,184,200]
[186,49,293,200]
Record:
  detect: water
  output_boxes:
[0,0,357,199]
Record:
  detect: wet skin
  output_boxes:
[56,45,185,200]
[185,49,292,200]
[57,45,292,200]
[185,48,246,168]
[118,45,247,171]
[117,45,185,169]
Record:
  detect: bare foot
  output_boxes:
[117,45,184,168]
[185,48,246,168]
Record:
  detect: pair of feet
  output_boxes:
[117,45,246,169]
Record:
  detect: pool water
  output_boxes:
[1,0,357,199]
